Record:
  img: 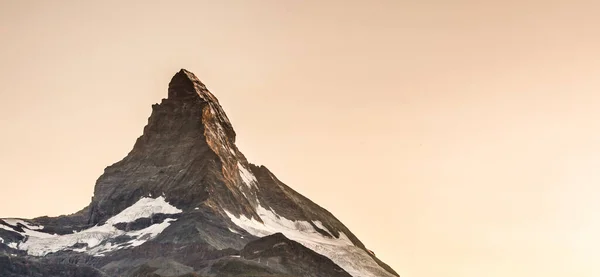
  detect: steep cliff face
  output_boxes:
[89,69,258,226]
[0,69,399,277]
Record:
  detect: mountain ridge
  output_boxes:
[0,69,399,277]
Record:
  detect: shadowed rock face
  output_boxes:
[88,69,257,228]
[240,233,352,277]
[0,69,399,277]
[0,254,107,277]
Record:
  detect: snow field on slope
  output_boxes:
[0,196,181,256]
[238,162,258,188]
[225,204,396,277]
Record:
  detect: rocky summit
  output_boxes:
[0,69,399,277]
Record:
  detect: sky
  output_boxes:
[1,1,600,276]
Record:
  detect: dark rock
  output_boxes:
[0,69,399,277]
[0,253,107,277]
[115,213,182,231]
[201,258,281,276]
[0,220,25,233]
[33,206,93,235]
[0,228,24,244]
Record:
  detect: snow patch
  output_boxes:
[225,205,395,277]
[228,227,240,234]
[3,219,44,230]
[238,162,257,188]
[107,196,182,224]
[2,196,182,257]
[0,224,16,233]
[312,220,333,236]
[0,220,55,238]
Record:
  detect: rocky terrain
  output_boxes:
[0,69,399,277]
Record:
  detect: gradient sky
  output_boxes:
[2,1,600,276]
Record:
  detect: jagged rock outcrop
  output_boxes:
[0,69,399,277]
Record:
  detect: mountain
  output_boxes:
[0,69,399,277]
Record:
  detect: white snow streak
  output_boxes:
[3,219,44,230]
[228,227,240,234]
[0,224,16,233]
[0,220,55,238]
[1,196,181,257]
[238,162,257,188]
[107,196,181,224]
[225,205,395,277]
[312,220,333,236]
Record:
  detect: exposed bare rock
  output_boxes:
[0,69,399,277]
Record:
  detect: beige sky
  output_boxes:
[2,1,600,276]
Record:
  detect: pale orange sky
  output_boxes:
[2,1,600,276]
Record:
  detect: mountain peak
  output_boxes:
[166,68,236,142]
[167,69,219,105]
[0,69,399,277]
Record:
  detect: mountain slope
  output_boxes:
[0,69,399,277]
